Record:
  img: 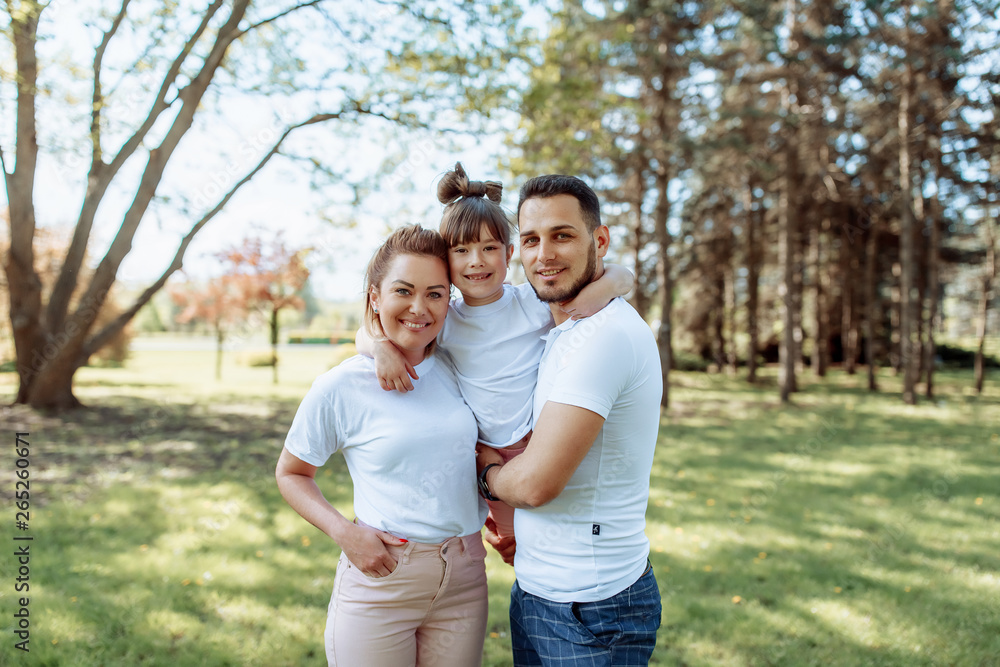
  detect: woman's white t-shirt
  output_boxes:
[283,354,487,543]
[438,282,553,448]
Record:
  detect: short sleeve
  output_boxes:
[544,319,631,419]
[283,374,341,467]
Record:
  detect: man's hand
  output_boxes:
[483,515,516,566]
[558,263,632,320]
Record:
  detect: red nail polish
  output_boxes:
[399,539,408,543]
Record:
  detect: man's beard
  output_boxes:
[530,245,597,304]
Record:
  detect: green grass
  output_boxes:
[0,345,998,665]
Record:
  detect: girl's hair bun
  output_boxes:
[438,162,502,205]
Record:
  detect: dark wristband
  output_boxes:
[478,463,501,502]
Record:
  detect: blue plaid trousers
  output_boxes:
[509,563,662,666]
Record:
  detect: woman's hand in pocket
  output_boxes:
[341,523,407,577]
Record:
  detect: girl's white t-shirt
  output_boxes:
[283,354,487,543]
[438,282,554,448]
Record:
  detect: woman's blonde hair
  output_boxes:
[363,224,449,341]
[438,162,514,247]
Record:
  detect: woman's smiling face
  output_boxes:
[370,253,451,366]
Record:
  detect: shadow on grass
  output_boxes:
[1,394,306,503]
[646,384,1000,666]
[0,368,996,666]
[0,393,348,665]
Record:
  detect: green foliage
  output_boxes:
[0,351,997,665]
[934,342,1000,369]
[134,299,168,333]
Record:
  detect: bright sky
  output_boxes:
[26,102,510,305]
[35,129,509,303]
[2,1,527,303]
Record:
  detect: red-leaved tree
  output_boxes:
[169,276,248,381]
[218,234,310,384]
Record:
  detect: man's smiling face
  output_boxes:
[519,194,602,307]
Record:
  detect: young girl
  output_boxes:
[362,163,632,545]
[277,224,489,666]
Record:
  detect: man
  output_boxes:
[476,174,663,665]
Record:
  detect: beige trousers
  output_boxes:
[325,533,488,667]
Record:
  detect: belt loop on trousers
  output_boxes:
[440,536,465,557]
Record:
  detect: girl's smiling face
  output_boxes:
[448,226,514,307]
[370,253,451,366]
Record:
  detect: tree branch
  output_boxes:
[91,0,132,166]
[42,0,130,334]
[106,0,225,175]
[6,0,42,256]
[47,0,225,334]
[66,0,252,357]
[241,0,327,34]
[369,0,452,28]
[82,111,346,358]
[0,143,10,191]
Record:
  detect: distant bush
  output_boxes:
[242,352,277,367]
[287,330,355,345]
[673,351,711,372]
[934,343,1000,369]
[85,299,133,366]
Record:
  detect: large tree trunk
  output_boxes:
[628,170,650,321]
[22,352,83,411]
[4,1,45,406]
[779,129,800,401]
[20,308,93,409]
[746,180,760,383]
[779,178,797,401]
[865,217,880,392]
[841,223,858,375]
[899,2,918,405]
[811,217,829,376]
[975,223,996,394]
[725,243,738,375]
[654,167,673,408]
[890,266,902,374]
[779,0,800,402]
[924,200,941,399]
[792,212,805,384]
[713,256,726,372]
[914,188,928,384]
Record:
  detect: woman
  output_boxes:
[275,224,488,666]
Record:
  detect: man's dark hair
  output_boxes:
[517,175,602,233]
